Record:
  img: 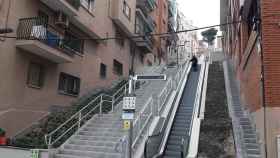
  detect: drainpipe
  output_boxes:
[256,0,268,157]
[129,40,136,76]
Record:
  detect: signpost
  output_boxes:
[122,74,167,158]
[31,149,39,158]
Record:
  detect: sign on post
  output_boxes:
[122,95,136,122]
[123,96,136,111]
[31,149,39,158]
[135,74,167,81]
[123,120,131,130]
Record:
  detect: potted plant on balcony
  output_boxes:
[0,128,7,145]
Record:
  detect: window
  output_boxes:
[123,1,131,20]
[81,0,94,11]
[113,60,123,76]
[58,73,80,96]
[27,63,44,88]
[115,29,125,46]
[63,31,84,54]
[100,63,107,79]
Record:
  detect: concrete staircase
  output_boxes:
[225,61,262,158]
[54,66,179,158]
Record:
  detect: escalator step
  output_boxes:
[164,150,181,157]
[166,144,181,151]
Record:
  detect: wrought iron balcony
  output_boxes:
[135,23,153,53]
[16,17,84,63]
[137,0,156,14]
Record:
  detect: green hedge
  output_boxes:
[11,78,127,149]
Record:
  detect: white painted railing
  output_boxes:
[45,82,129,148]
[158,78,173,113]
[132,97,154,148]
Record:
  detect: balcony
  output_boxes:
[168,0,175,17]
[40,0,80,16]
[146,15,156,32]
[168,17,176,32]
[16,17,84,63]
[134,36,153,53]
[110,0,135,36]
[136,9,154,32]
[134,21,153,53]
[137,0,156,14]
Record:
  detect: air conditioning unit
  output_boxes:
[55,11,69,28]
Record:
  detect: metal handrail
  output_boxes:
[45,82,129,148]
[132,66,183,150]
[157,78,172,112]
[132,97,153,148]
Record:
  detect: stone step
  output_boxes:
[246,148,261,155]
[63,144,116,153]
[245,143,260,149]
[59,149,121,158]
[244,138,258,144]
[82,127,122,133]
[243,133,257,139]
[69,139,117,147]
[55,154,93,158]
[75,135,121,142]
[79,131,124,137]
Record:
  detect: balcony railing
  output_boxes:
[146,15,156,31]
[135,24,153,52]
[17,17,84,55]
[137,0,156,13]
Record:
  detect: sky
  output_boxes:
[177,0,221,38]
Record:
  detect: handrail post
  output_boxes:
[47,135,52,150]
[99,95,103,115]
[78,112,81,128]
[112,96,115,113]
[152,94,160,116]
[124,85,127,95]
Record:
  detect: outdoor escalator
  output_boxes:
[163,65,200,158]
[145,64,204,158]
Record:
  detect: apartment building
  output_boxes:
[0,0,152,136]
[175,13,198,64]
[166,0,179,65]
[221,0,280,157]
[151,0,169,65]
[132,0,156,71]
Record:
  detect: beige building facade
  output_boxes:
[0,0,168,136]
